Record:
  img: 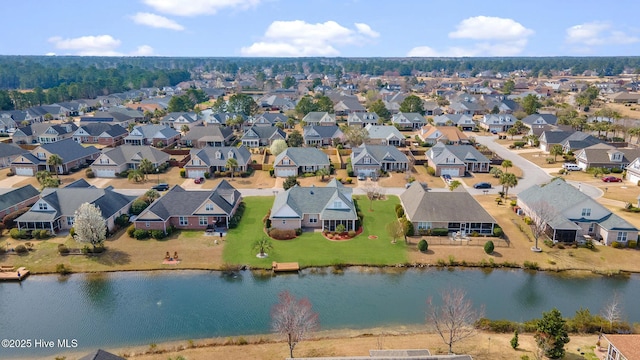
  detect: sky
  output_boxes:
[2,0,640,58]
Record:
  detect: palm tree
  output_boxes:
[36,170,51,184]
[500,172,518,199]
[316,167,329,181]
[128,169,144,183]
[253,237,273,258]
[448,180,462,191]
[180,124,190,135]
[489,167,503,179]
[226,157,238,180]
[138,158,154,181]
[144,189,160,203]
[501,159,513,174]
[47,154,63,177]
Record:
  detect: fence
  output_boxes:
[420,235,509,247]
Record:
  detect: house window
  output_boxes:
[588,223,594,233]
[333,200,341,208]
[617,232,628,242]
[206,204,214,211]
[38,203,48,210]
[199,216,207,226]
[145,222,150,228]
[37,152,46,159]
[193,159,201,165]
[99,158,109,164]
[363,156,371,164]
[67,216,74,226]
[309,215,318,223]
[581,208,591,217]
[282,220,286,224]
[282,159,290,165]
[179,217,188,226]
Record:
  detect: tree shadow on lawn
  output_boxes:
[490,251,503,258]
[92,249,131,266]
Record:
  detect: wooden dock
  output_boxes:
[0,267,30,281]
[272,262,300,272]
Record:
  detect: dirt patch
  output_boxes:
[368,235,378,239]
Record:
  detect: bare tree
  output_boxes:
[526,201,556,252]
[271,290,319,359]
[426,288,483,354]
[601,292,623,333]
[73,203,107,250]
[363,181,382,211]
[386,221,404,244]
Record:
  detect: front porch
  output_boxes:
[322,219,357,232]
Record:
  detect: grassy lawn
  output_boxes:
[223,196,408,268]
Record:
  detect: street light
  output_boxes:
[156,168,160,184]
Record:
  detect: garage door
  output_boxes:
[94,168,116,178]
[14,167,34,176]
[357,169,376,177]
[440,168,460,177]
[276,168,296,177]
[188,170,206,179]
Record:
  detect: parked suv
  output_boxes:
[562,163,581,171]
[152,183,169,191]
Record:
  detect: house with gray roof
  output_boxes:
[12,123,78,145]
[0,185,40,220]
[184,146,251,178]
[433,114,475,131]
[124,124,181,147]
[538,129,603,152]
[423,101,444,116]
[538,130,575,152]
[517,178,638,245]
[258,95,296,111]
[134,180,241,231]
[72,123,128,146]
[350,144,409,178]
[10,138,100,176]
[425,143,490,177]
[302,112,336,127]
[250,112,289,127]
[0,142,28,168]
[273,148,330,177]
[269,179,357,232]
[241,126,286,148]
[347,112,380,127]
[160,112,202,130]
[522,114,558,128]
[400,182,497,236]
[180,125,234,148]
[200,111,246,127]
[303,125,344,146]
[391,112,426,130]
[334,98,366,116]
[479,114,516,133]
[15,182,135,234]
[90,145,170,178]
[449,99,485,115]
[363,125,405,146]
[575,143,640,171]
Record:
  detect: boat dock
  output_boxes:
[272,262,300,273]
[0,266,30,281]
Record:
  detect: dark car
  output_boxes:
[194,177,205,184]
[152,183,169,191]
[602,176,622,183]
[473,182,492,189]
[442,174,452,183]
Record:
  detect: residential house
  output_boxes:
[250,113,289,127]
[160,112,202,130]
[350,144,409,178]
[72,123,128,146]
[391,112,426,130]
[241,126,286,148]
[449,99,485,115]
[302,112,336,126]
[478,114,516,133]
[258,95,295,111]
[603,334,640,360]
[608,92,640,104]
[575,144,640,171]
[269,179,358,232]
[433,114,475,131]
[417,125,469,145]
[134,180,242,231]
[0,185,40,220]
[15,182,135,234]
[124,125,181,147]
[184,146,251,178]
[626,157,640,184]
[180,126,234,148]
[0,110,37,127]
[12,123,78,145]
[90,145,170,178]
[423,101,444,116]
[539,130,603,152]
[10,138,101,176]
[0,115,18,133]
[400,182,497,236]
[425,143,490,176]
[364,125,405,146]
[517,178,638,245]
[0,143,28,168]
[200,111,246,126]
[521,114,558,128]
[347,112,380,127]
[303,125,344,146]
[538,130,575,152]
[334,98,366,116]
[273,148,330,177]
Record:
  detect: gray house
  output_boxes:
[90,145,170,178]
[241,126,286,148]
[302,112,336,126]
[0,143,28,168]
[364,125,405,146]
[350,144,409,178]
[391,112,426,130]
[180,126,234,148]
[273,148,330,177]
[184,146,251,178]
[347,112,380,127]
[425,143,490,176]
[303,125,344,146]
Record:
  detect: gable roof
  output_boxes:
[241,126,286,140]
[36,138,100,163]
[348,112,379,124]
[271,182,357,221]
[603,334,640,360]
[189,146,251,167]
[522,114,558,126]
[0,142,28,158]
[577,143,640,165]
[427,143,489,165]
[76,123,128,137]
[0,185,39,211]
[392,112,426,124]
[99,145,170,165]
[182,125,233,141]
[364,125,403,140]
[351,144,408,165]
[433,114,473,126]
[400,182,496,223]
[334,98,366,112]
[303,125,343,140]
[129,124,180,139]
[274,148,330,167]
[303,111,335,123]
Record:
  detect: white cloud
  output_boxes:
[407,16,533,57]
[45,52,56,56]
[449,16,533,40]
[131,12,185,31]
[240,20,379,56]
[566,22,639,46]
[48,35,155,56]
[143,0,261,16]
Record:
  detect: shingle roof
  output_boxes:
[364,125,403,140]
[303,125,343,140]
[77,123,128,137]
[100,145,170,165]
[400,183,496,223]
[275,148,330,167]
[351,144,408,165]
[522,114,558,126]
[0,185,39,212]
[603,334,640,360]
[241,126,286,140]
[577,144,640,165]
[271,183,356,220]
[0,143,28,158]
[182,125,233,142]
[427,143,489,165]
[37,138,100,163]
[188,146,251,167]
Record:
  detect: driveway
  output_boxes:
[472,136,602,198]
[0,174,31,187]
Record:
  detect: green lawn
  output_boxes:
[223,196,408,268]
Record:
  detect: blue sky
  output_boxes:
[2,0,639,57]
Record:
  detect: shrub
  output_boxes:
[556,243,565,249]
[269,168,275,177]
[69,227,75,237]
[431,228,449,236]
[127,225,136,238]
[493,226,503,237]
[269,228,297,240]
[119,170,129,178]
[611,167,623,174]
[3,207,30,229]
[523,261,539,270]
[56,263,71,275]
[484,240,495,254]
[58,244,69,254]
[418,239,428,252]
[475,318,518,333]
[348,230,356,238]
[180,169,186,178]
[85,168,95,178]
[14,244,28,254]
[523,216,532,225]
[131,199,150,215]
[513,141,526,148]
[6,171,14,176]
[611,241,623,248]
[510,200,517,207]
[546,157,556,164]
[204,172,210,179]
[10,228,29,239]
[295,228,303,236]
[395,207,405,218]
[336,224,346,233]
[115,214,130,227]
[511,330,519,349]
[402,217,414,236]
[426,166,436,176]
[346,177,352,184]
[133,229,150,240]
[628,240,637,249]
[151,230,166,240]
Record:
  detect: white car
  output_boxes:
[562,163,581,171]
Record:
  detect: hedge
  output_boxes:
[430,228,449,236]
[269,228,297,240]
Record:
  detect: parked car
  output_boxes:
[194,177,205,184]
[602,176,622,183]
[357,173,366,181]
[562,163,581,171]
[152,183,169,191]
[473,182,492,189]
[442,174,452,183]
